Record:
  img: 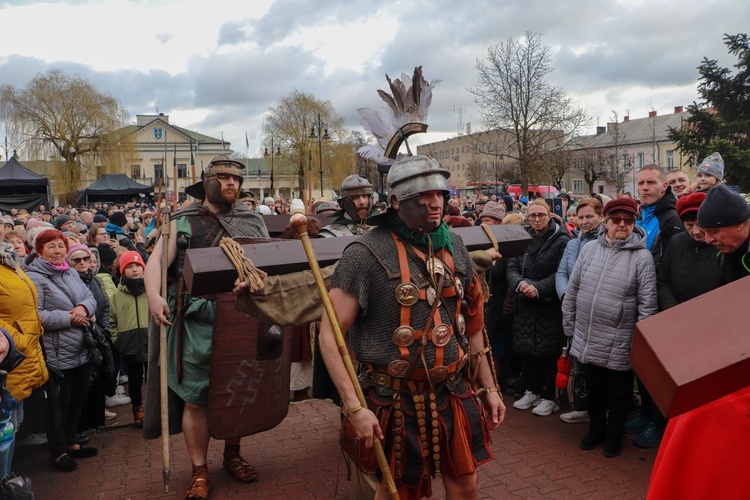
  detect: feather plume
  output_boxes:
[357,66,440,159]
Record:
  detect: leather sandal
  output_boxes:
[223,456,258,483]
[184,464,210,500]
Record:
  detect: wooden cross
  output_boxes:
[183,224,532,296]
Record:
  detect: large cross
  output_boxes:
[184,224,532,296]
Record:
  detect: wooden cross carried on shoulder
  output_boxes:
[183,224,532,296]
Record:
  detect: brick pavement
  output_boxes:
[15,397,655,499]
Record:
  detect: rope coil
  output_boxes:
[219,237,267,292]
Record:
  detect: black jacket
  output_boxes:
[657,232,724,310]
[506,221,570,357]
[719,236,750,284]
[649,189,684,267]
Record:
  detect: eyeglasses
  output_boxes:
[527,213,548,220]
[70,256,91,264]
[609,216,636,225]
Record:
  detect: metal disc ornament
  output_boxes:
[426,287,441,307]
[388,360,410,378]
[392,326,416,347]
[426,258,444,276]
[395,282,419,306]
[428,366,449,383]
[456,314,466,335]
[431,324,451,347]
[455,279,464,298]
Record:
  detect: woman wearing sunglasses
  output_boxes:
[561,197,658,458]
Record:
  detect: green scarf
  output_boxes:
[385,211,454,253]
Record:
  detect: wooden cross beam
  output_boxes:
[183,224,532,296]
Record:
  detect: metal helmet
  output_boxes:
[339,174,373,199]
[204,155,245,181]
[387,155,450,202]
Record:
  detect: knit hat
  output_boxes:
[96,243,117,266]
[696,152,725,182]
[119,250,145,275]
[93,214,109,223]
[603,197,639,217]
[66,243,91,261]
[697,184,750,228]
[54,214,72,230]
[676,191,707,219]
[479,201,507,223]
[258,205,272,215]
[26,226,55,248]
[263,197,274,206]
[289,199,305,215]
[109,211,127,228]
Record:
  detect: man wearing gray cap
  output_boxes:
[697,184,750,283]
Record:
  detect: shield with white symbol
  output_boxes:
[153,128,163,140]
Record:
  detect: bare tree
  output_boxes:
[262,89,345,196]
[0,69,130,201]
[469,32,589,196]
[607,110,631,194]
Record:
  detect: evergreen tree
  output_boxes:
[669,33,750,190]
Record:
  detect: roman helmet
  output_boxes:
[185,155,245,200]
[338,174,373,223]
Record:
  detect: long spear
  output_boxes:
[291,214,399,499]
[159,211,171,491]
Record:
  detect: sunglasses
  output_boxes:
[70,256,91,264]
[609,216,636,225]
[527,213,548,220]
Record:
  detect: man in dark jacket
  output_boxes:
[698,184,750,283]
[628,165,685,448]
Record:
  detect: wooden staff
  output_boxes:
[290,214,399,499]
[159,211,171,491]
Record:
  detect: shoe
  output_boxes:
[628,393,642,411]
[133,405,144,428]
[76,433,90,445]
[116,385,127,395]
[118,374,129,384]
[634,422,664,449]
[624,416,648,434]
[104,409,116,420]
[560,410,590,423]
[50,453,77,472]
[531,399,560,416]
[105,393,131,408]
[603,433,623,458]
[513,391,541,410]
[20,433,47,446]
[579,431,605,451]
[67,445,98,458]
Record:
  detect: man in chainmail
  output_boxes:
[319,174,375,237]
[319,155,505,498]
[144,155,269,499]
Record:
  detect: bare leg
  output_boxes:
[223,437,258,483]
[183,403,210,466]
[444,473,477,499]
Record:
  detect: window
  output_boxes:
[154,164,164,180]
[598,185,604,194]
[131,165,141,178]
[573,179,583,193]
[178,163,187,178]
[638,153,645,168]
[666,150,675,169]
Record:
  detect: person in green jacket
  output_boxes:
[110,251,148,428]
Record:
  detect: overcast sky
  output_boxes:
[1,0,748,159]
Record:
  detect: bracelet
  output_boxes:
[343,404,364,417]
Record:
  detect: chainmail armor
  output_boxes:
[332,226,475,369]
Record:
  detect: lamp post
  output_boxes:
[308,113,331,197]
[263,136,282,198]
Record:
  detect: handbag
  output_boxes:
[82,327,102,367]
[88,322,115,378]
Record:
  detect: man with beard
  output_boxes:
[319,174,375,237]
[145,155,269,499]
[319,155,504,498]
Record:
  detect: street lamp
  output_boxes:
[308,113,331,197]
[263,136,282,197]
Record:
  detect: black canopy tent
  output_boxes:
[0,156,51,213]
[76,173,153,206]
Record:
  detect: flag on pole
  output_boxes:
[190,137,195,166]
[221,132,225,149]
[173,143,177,166]
[245,132,249,149]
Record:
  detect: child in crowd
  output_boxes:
[109,251,148,428]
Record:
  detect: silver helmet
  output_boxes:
[339,174,373,199]
[387,155,450,202]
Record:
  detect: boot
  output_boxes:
[579,430,605,451]
[132,405,144,428]
[602,430,623,458]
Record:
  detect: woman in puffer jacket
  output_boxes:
[24,230,99,472]
[562,198,658,458]
[506,200,570,416]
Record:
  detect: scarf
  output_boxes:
[41,257,69,272]
[385,211,454,253]
[120,276,146,296]
[0,241,20,270]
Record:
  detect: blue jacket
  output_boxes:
[556,228,599,300]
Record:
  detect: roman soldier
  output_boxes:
[319,174,375,237]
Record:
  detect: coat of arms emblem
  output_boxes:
[154,128,163,140]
